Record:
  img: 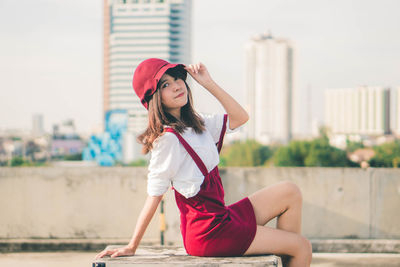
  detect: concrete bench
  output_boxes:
[93,245,280,266]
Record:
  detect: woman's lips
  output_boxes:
[175,92,184,98]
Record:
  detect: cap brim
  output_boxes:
[154,63,187,83]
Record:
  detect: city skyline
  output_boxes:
[1,0,400,134]
[245,34,296,144]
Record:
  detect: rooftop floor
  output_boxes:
[1,251,400,267]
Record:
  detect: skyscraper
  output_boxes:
[324,86,390,135]
[103,0,191,133]
[245,33,296,145]
[393,87,400,136]
[103,0,191,162]
[32,114,44,137]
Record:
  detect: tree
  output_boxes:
[25,141,40,162]
[346,139,365,153]
[304,138,350,167]
[274,133,359,167]
[273,140,310,166]
[64,153,82,161]
[11,157,24,166]
[369,140,400,168]
[221,140,273,166]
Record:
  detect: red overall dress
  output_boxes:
[164,114,257,257]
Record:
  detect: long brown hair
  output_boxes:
[136,67,206,154]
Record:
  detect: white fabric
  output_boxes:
[147,112,241,198]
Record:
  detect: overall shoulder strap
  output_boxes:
[216,114,228,153]
[164,127,209,176]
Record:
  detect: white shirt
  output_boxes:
[147,112,241,198]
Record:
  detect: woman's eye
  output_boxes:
[163,82,169,88]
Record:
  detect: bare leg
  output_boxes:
[244,225,312,267]
[243,181,312,267]
[249,181,303,232]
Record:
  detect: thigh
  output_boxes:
[243,225,310,256]
[248,181,302,225]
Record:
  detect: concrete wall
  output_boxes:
[0,167,399,245]
[0,167,158,242]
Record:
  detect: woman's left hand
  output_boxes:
[184,63,214,88]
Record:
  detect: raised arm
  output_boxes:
[94,195,163,259]
[184,63,249,130]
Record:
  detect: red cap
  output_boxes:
[132,58,187,110]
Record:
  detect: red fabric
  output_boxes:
[164,114,257,256]
[132,58,187,109]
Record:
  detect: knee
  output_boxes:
[301,238,313,263]
[292,236,312,262]
[282,181,302,202]
[288,235,312,262]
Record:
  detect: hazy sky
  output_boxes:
[1,0,399,134]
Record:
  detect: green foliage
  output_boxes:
[346,139,364,153]
[369,140,400,168]
[10,157,47,167]
[63,153,82,161]
[25,141,41,161]
[273,140,310,166]
[219,156,227,167]
[221,139,273,166]
[393,157,400,168]
[126,158,148,167]
[11,157,24,166]
[274,134,358,167]
[304,138,350,167]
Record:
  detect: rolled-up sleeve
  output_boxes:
[199,112,242,143]
[147,133,181,196]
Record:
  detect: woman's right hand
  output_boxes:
[94,245,136,259]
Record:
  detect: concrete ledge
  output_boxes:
[1,239,399,254]
[3,167,400,240]
[93,246,279,267]
[311,239,400,253]
[0,239,135,253]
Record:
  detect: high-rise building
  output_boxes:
[103,0,191,134]
[244,33,296,145]
[391,87,400,136]
[324,86,390,135]
[32,113,44,137]
[103,0,191,162]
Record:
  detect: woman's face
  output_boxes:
[159,73,188,116]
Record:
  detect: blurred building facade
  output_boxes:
[83,110,128,166]
[51,119,85,158]
[393,87,400,136]
[325,86,390,136]
[0,118,88,166]
[244,33,297,145]
[103,0,191,162]
[32,114,44,137]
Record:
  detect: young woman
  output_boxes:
[95,58,312,266]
